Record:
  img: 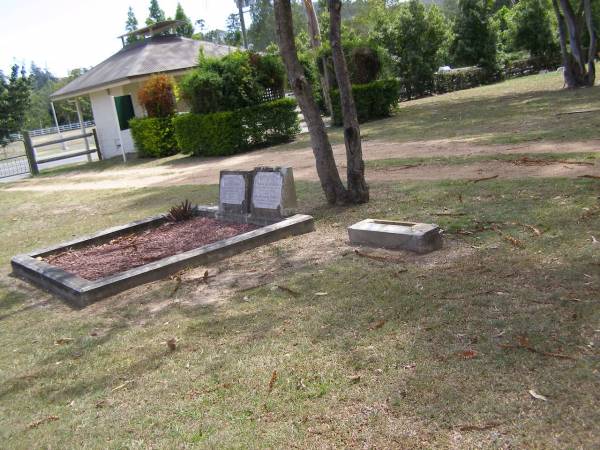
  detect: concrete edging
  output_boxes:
[11,210,315,308]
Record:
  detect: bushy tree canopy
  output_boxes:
[125,6,139,44]
[179,51,286,114]
[374,0,450,97]
[510,0,558,59]
[450,0,498,72]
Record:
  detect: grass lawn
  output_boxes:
[0,71,599,448]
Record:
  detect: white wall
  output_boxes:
[89,84,143,159]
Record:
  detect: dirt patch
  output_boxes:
[6,138,600,192]
[44,217,257,281]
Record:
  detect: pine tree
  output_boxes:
[146,0,166,26]
[0,65,31,144]
[125,6,140,44]
[174,3,195,37]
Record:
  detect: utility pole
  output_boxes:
[236,0,249,49]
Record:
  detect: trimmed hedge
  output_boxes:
[331,79,400,126]
[129,117,179,158]
[432,67,491,95]
[173,98,300,157]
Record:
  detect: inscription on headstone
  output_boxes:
[218,170,252,220]
[252,171,283,209]
[250,167,297,224]
[220,174,246,205]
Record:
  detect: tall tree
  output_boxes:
[225,14,243,46]
[0,65,31,143]
[125,6,140,44]
[450,0,498,72]
[174,3,194,37]
[302,0,334,115]
[552,0,596,87]
[328,0,369,203]
[146,0,166,26]
[273,0,349,204]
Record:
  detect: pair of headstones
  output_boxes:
[218,167,297,224]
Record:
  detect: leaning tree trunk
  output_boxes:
[328,0,369,203]
[273,0,348,205]
[303,0,334,117]
[552,0,578,87]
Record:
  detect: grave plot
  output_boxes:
[11,167,314,308]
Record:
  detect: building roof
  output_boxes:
[51,36,236,100]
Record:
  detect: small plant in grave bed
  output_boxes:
[166,200,195,222]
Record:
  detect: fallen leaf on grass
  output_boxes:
[267,370,278,393]
[369,319,386,330]
[54,338,74,345]
[27,415,59,429]
[459,350,479,359]
[167,338,177,351]
[348,375,361,384]
[314,292,328,296]
[503,234,525,248]
[528,389,548,401]
[592,236,599,245]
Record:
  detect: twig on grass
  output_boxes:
[275,285,300,297]
[499,336,577,360]
[27,416,59,429]
[469,174,499,183]
[432,212,467,217]
[556,108,600,116]
[457,421,503,432]
[578,174,600,180]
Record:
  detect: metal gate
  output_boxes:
[0,140,31,179]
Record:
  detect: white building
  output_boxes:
[51,21,235,160]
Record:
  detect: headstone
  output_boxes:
[348,219,443,254]
[250,167,297,223]
[218,170,252,221]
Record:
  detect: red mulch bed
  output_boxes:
[44,217,257,281]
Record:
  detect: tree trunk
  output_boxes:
[328,0,369,203]
[273,0,348,205]
[552,0,577,87]
[302,0,334,117]
[583,0,597,86]
[553,0,596,88]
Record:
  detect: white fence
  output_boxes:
[8,121,95,141]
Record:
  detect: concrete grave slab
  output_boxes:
[251,167,297,224]
[348,219,443,254]
[12,208,314,308]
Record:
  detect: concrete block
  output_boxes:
[348,219,442,254]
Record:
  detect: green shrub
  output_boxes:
[179,50,287,115]
[331,79,400,126]
[178,71,223,115]
[173,98,300,157]
[130,117,179,158]
[433,67,491,94]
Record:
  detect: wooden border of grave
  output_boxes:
[11,208,314,308]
